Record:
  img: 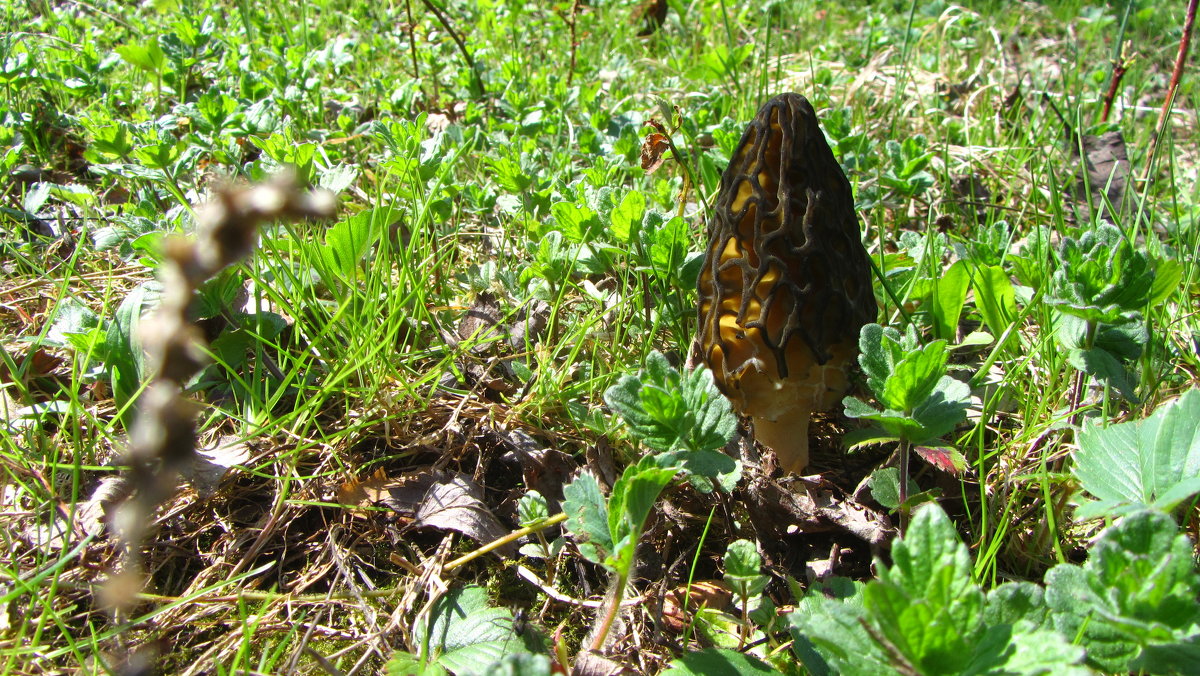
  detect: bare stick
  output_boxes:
[1099,41,1132,124]
[1143,0,1198,182]
[418,0,485,97]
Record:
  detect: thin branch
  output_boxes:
[1143,0,1198,182]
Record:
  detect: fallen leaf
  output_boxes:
[661,580,733,632]
[414,471,515,555]
[1074,131,1134,224]
[182,437,250,498]
[640,132,670,173]
[914,445,968,476]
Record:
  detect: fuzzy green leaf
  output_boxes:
[603,351,737,456]
[1074,389,1200,517]
[562,472,611,565]
[1045,510,1200,673]
[1048,224,1155,325]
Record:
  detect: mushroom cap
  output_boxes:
[697,93,876,473]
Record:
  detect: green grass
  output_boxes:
[1,0,1197,672]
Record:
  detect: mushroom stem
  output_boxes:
[752,410,812,475]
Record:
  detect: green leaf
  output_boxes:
[1045,510,1200,673]
[1067,345,1139,401]
[649,216,689,279]
[663,648,776,675]
[412,585,535,676]
[607,456,677,574]
[1073,388,1200,516]
[610,190,644,244]
[983,582,1051,633]
[116,40,167,74]
[1047,224,1155,325]
[867,467,918,511]
[105,281,162,427]
[930,260,969,341]
[562,473,612,565]
[723,540,767,599]
[550,201,601,243]
[517,490,549,528]
[603,351,736,456]
[971,264,1017,338]
[881,339,949,412]
[322,207,385,278]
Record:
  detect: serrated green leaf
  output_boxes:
[983,582,1050,633]
[1046,510,1200,673]
[607,456,677,574]
[1074,388,1200,516]
[880,339,949,411]
[663,648,776,675]
[562,472,611,565]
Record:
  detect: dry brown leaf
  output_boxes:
[660,580,733,633]
[414,471,514,555]
[640,132,670,173]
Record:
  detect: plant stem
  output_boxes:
[418,0,485,97]
[1143,0,1197,182]
[898,436,911,530]
[589,569,628,652]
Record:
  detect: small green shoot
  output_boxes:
[844,324,971,513]
[1047,224,1155,401]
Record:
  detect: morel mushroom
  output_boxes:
[697,93,876,474]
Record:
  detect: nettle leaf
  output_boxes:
[1046,510,1200,673]
[791,505,1087,675]
[881,339,949,412]
[790,580,891,675]
[562,472,612,565]
[1073,388,1200,518]
[603,351,736,456]
[871,506,984,670]
[982,582,1051,633]
[663,648,776,675]
[1048,224,1155,325]
[409,585,537,676]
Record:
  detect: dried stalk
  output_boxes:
[105,173,336,609]
[1143,0,1198,182]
